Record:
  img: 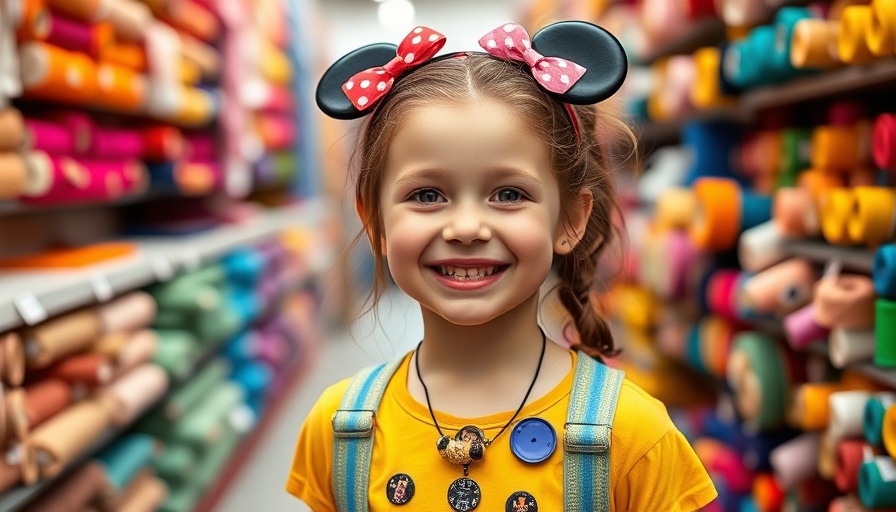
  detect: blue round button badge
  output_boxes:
[509,418,556,464]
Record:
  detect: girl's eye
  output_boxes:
[411,189,445,204]
[493,188,524,203]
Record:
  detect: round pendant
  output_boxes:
[447,476,481,511]
[506,491,538,511]
[386,473,415,505]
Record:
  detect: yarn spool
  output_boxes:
[739,221,787,273]
[741,258,817,315]
[46,0,109,22]
[811,124,864,171]
[790,382,843,430]
[873,113,896,172]
[19,152,125,204]
[848,187,896,246]
[830,390,872,442]
[777,129,813,189]
[113,330,158,375]
[868,0,896,56]
[815,274,877,329]
[692,177,772,252]
[770,433,821,489]
[864,393,896,447]
[791,18,841,69]
[30,398,112,478]
[23,118,79,154]
[829,327,876,368]
[835,439,866,493]
[97,291,157,333]
[773,187,817,237]
[727,332,793,431]
[859,456,896,508]
[839,5,878,64]
[820,188,858,245]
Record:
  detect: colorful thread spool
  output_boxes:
[868,0,896,56]
[770,433,821,489]
[831,391,872,442]
[727,332,792,431]
[830,327,877,368]
[839,5,878,64]
[791,18,841,69]
[864,393,896,447]
[742,258,817,315]
[815,274,877,329]
[835,439,866,493]
[859,456,896,508]
[811,124,865,171]
[784,303,830,350]
[874,114,896,172]
[820,187,858,245]
[875,244,896,298]
[0,109,24,150]
[739,221,787,273]
[771,7,815,78]
[791,382,845,430]
[849,187,896,246]
[692,177,772,252]
[18,41,98,104]
[876,298,896,366]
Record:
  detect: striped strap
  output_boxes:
[564,354,625,511]
[332,357,403,512]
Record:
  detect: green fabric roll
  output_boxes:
[172,381,245,446]
[153,309,192,329]
[875,299,896,366]
[160,482,203,512]
[195,423,242,488]
[193,302,242,345]
[859,457,896,508]
[152,329,200,379]
[777,129,812,189]
[152,282,222,313]
[153,444,198,482]
[731,332,790,431]
[864,394,896,447]
[165,358,232,420]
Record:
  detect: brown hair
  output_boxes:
[351,53,634,359]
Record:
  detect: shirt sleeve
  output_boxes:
[285,381,348,511]
[613,428,717,511]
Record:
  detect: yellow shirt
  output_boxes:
[287,351,717,511]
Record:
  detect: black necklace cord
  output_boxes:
[414,329,547,446]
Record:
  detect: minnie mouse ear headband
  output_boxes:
[316,21,628,121]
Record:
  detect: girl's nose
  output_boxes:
[441,206,492,245]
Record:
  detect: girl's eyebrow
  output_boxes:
[394,166,542,187]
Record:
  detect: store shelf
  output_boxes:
[635,18,727,66]
[0,199,329,334]
[807,342,896,389]
[781,239,875,273]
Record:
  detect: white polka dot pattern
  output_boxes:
[477,22,586,95]
[342,26,447,111]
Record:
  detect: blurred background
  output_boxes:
[0,0,895,511]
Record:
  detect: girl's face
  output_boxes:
[379,98,568,326]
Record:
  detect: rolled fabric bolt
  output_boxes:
[101,364,168,425]
[1,333,25,386]
[100,42,146,71]
[784,303,830,350]
[22,308,102,369]
[19,152,126,204]
[46,12,112,56]
[52,111,94,154]
[773,188,814,237]
[875,244,896,298]
[22,378,73,429]
[0,153,29,199]
[792,382,844,430]
[163,358,230,419]
[692,178,772,252]
[868,0,896,56]
[90,331,129,360]
[30,398,111,477]
[152,443,196,480]
[18,41,98,104]
[150,330,198,379]
[97,291,157,333]
[791,18,842,69]
[104,0,151,42]
[114,330,158,374]
[770,432,820,489]
[839,6,878,64]
[88,126,144,159]
[92,61,146,113]
[739,221,787,273]
[849,187,896,246]
[96,434,156,494]
[811,124,863,171]
[836,439,866,493]
[742,258,817,315]
[877,298,896,366]
[815,274,877,329]
[25,460,108,512]
[865,393,896,447]
[14,0,51,41]
[821,188,858,245]
[116,473,167,512]
[859,456,896,508]
[172,381,244,446]
[727,332,791,431]
[142,125,183,161]
[0,109,24,150]
[830,327,877,368]
[46,0,111,22]
[23,118,77,154]
[39,353,114,387]
[874,114,896,172]
[181,34,220,80]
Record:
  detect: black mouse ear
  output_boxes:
[316,43,398,120]
[531,21,627,105]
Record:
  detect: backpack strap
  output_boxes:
[564,353,625,511]
[331,357,404,512]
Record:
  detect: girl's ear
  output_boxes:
[356,196,388,256]
[554,188,593,255]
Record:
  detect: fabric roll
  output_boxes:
[848,187,896,246]
[791,18,841,69]
[25,460,109,512]
[864,393,896,447]
[22,309,102,369]
[859,456,896,508]
[92,61,147,113]
[792,382,845,430]
[875,244,896,298]
[868,0,896,56]
[194,419,242,488]
[774,187,817,237]
[95,433,157,493]
[784,303,830,350]
[46,12,112,57]
[18,41,98,105]
[152,443,196,481]
[770,432,821,489]
[821,188,858,245]
[876,299,896,366]
[0,152,28,200]
[172,381,244,446]
[19,152,125,204]
[692,178,740,252]
[116,472,168,512]
[839,5,878,64]
[114,330,158,376]
[834,439,865,493]
[883,405,896,457]
[742,258,816,315]
[142,125,184,161]
[102,364,168,425]
[151,329,199,379]
[0,108,24,151]
[37,353,114,387]
[815,274,877,328]
[22,378,73,429]
[97,291,157,335]
[24,117,79,155]
[811,124,864,171]
[104,0,152,42]
[90,332,130,360]
[46,0,109,22]
[30,398,111,477]
[727,332,792,431]
[874,113,896,172]
[777,129,813,188]
[1,332,25,386]
[739,221,787,273]
[163,358,230,420]
[830,327,877,368]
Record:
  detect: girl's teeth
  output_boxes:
[438,266,500,278]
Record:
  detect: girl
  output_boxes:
[287,20,717,511]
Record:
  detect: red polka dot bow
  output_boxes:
[342,26,446,111]
[478,23,586,94]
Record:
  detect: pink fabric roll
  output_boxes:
[708,269,741,321]
[24,118,76,155]
[77,160,147,196]
[115,330,158,376]
[874,113,896,172]
[784,303,831,350]
[664,224,700,300]
[100,364,169,425]
[834,439,864,492]
[185,133,216,161]
[20,153,126,203]
[88,127,145,159]
[47,13,94,55]
[53,111,94,154]
[97,291,158,334]
[770,432,820,489]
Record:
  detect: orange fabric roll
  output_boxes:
[0,243,136,269]
[16,0,52,41]
[30,398,111,478]
[691,178,741,251]
[100,43,147,71]
[815,274,877,328]
[692,46,737,109]
[23,378,73,428]
[868,0,896,56]
[811,125,862,171]
[791,19,842,69]
[105,0,152,42]
[820,188,857,245]
[19,41,98,105]
[0,153,29,200]
[848,186,896,246]
[166,0,220,42]
[40,353,114,387]
[114,330,158,375]
[25,460,109,512]
[92,62,146,113]
[838,5,878,64]
[1,332,25,386]
[774,187,816,237]
[791,382,843,430]
[90,332,129,359]
[116,473,167,512]
[23,309,103,369]
[0,108,25,150]
[742,258,817,314]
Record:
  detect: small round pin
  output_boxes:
[509,417,557,464]
[386,473,415,505]
[506,491,538,512]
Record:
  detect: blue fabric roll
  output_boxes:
[222,249,266,288]
[683,121,742,185]
[874,244,896,299]
[96,434,157,491]
[771,8,815,78]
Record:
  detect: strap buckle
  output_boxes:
[332,409,376,438]
[564,422,611,454]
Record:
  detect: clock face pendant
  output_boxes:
[447,477,481,511]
